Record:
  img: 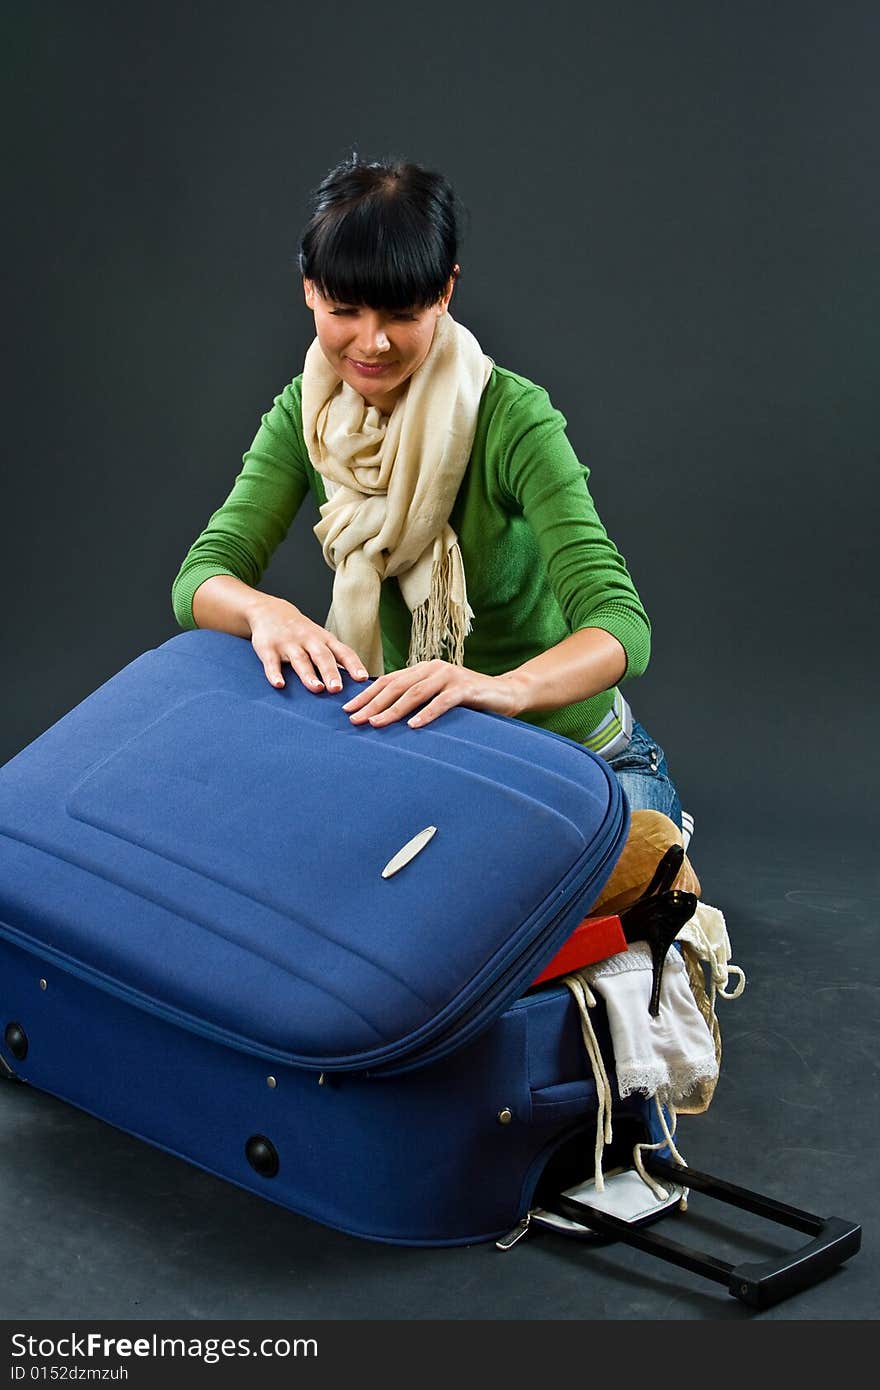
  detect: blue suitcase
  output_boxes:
[0,630,860,1305]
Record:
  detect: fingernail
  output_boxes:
[356,669,368,679]
[408,716,421,727]
[328,680,341,692]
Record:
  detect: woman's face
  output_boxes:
[302,268,458,414]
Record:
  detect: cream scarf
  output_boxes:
[300,310,494,675]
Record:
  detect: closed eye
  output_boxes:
[330,309,417,320]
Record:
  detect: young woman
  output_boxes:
[171,155,685,830]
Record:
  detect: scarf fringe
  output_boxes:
[407,547,474,666]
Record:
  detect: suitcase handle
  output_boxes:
[545,1155,861,1310]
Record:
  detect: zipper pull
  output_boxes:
[495,1214,531,1251]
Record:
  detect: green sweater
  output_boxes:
[171,364,651,745]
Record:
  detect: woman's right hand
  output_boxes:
[248,595,371,694]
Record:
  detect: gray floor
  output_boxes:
[2,816,876,1321]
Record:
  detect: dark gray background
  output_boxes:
[2,0,878,1326]
[5,0,878,832]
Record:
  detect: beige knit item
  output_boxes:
[300,310,495,676]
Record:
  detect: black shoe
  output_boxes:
[619,888,698,1017]
[641,843,685,901]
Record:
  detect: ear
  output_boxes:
[442,265,460,309]
[303,277,316,309]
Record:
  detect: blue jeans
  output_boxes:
[605,719,683,831]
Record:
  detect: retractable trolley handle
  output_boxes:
[645,1156,862,1309]
[546,1156,861,1310]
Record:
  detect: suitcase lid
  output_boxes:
[0,631,628,1075]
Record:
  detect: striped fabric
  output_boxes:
[584,688,633,760]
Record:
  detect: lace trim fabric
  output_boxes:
[560,902,746,1194]
[583,942,719,1109]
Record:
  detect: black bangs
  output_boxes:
[298,157,462,312]
[306,205,449,311]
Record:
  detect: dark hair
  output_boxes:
[297,152,465,312]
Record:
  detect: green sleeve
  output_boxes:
[499,384,652,681]
[171,380,312,630]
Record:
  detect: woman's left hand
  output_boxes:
[341,659,524,728]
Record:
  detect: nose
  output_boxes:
[355,313,391,356]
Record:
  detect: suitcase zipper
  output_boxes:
[496,1215,531,1250]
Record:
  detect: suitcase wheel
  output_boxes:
[245,1134,280,1178]
[4,1021,28,1061]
